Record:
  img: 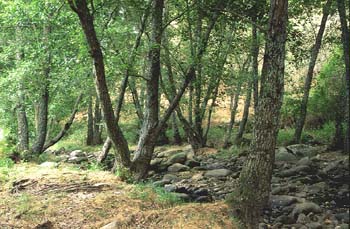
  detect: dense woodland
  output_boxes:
[0,0,349,228]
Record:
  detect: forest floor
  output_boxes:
[0,161,237,229]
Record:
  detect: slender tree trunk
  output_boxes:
[172,113,182,144]
[234,1,288,228]
[330,110,344,150]
[43,94,83,151]
[293,0,332,143]
[188,83,193,125]
[235,82,252,144]
[68,0,131,168]
[131,0,164,180]
[337,0,350,153]
[16,91,29,152]
[31,23,51,154]
[252,20,260,113]
[223,83,241,148]
[93,97,102,145]
[86,95,94,146]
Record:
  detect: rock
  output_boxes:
[68,156,87,163]
[270,195,298,209]
[305,222,322,229]
[275,147,298,162]
[195,195,211,202]
[69,150,85,157]
[296,213,311,224]
[191,173,204,181]
[204,169,231,177]
[58,155,69,162]
[292,202,322,218]
[274,214,295,224]
[167,163,190,172]
[162,174,179,182]
[306,182,327,195]
[258,223,268,229]
[287,144,319,157]
[298,157,312,166]
[335,212,350,224]
[100,221,118,229]
[39,162,58,168]
[164,184,177,192]
[34,221,53,229]
[335,224,350,229]
[157,149,183,158]
[193,188,209,196]
[279,165,312,177]
[150,158,163,166]
[185,159,200,167]
[166,152,187,165]
[153,180,168,187]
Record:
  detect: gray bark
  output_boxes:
[86,95,94,146]
[234,0,288,228]
[337,0,350,153]
[293,0,332,143]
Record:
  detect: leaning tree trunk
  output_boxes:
[293,0,332,143]
[172,113,182,144]
[86,95,94,146]
[233,0,288,228]
[337,0,350,153]
[68,0,131,168]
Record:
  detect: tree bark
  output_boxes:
[293,0,332,143]
[93,97,102,145]
[252,20,260,113]
[68,0,131,168]
[223,83,241,148]
[131,0,164,180]
[337,0,350,153]
[86,95,94,146]
[172,113,182,144]
[16,91,29,152]
[235,81,252,144]
[234,0,288,228]
[31,23,51,154]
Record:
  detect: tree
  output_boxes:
[292,0,332,143]
[232,0,288,228]
[336,0,350,153]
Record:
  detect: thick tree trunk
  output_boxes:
[337,0,350,153]
[93,97,102,145]
[293,0,332,143]
[86,95,94,146]
[234,0,288,228]
[252,21,259,113]
[223,84,241,148]
[43,94,83,151]
[235,82,252,144]
[68,0,131,168]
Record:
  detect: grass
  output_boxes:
[130,183,184,208]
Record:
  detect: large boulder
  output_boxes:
[166,152,187,165]
[291,202,322,218]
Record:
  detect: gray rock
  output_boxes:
[298,157,312,166]
[162,174,179,182]
[174,193,190,201]
[275,147,298,162]
[204,169,231,177]
[270,195,298,209]
[292,202,322,218]
[39,161,58,168]
[305,222,322,229]
[279,165,312,177]
[296,213,311,224]
[69,150,85,157]
[150,158,163,166]
[335,224,350,229]
[167,163,190,172]
[185,159,200,168]
[164,184,176,192]
[157,149,183,158]
[287,144,319,157]
[166,152,187,165]
[68,156,87,163]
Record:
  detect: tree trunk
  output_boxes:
[235,82,252,144]
[252,20,260,113]
[330,111,344,150]
[172,113,182,144]
[223,83,241,148]
[131,0,164,180]
[93,97,102,145]
[43,93,83,151]
[16,91,29,152]
[234,0,288,228]
[86,95,94,146]
[293,0,332,143]
[337,0,350,153]
[68,0,131,168]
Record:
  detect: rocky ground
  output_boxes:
[51,143,349,228]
